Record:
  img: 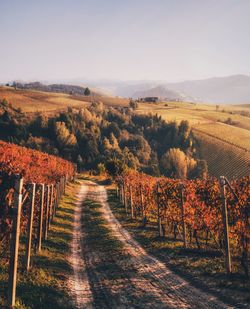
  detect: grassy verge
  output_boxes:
[81,198,138,308]
[107,188,250,307]
[0,181,81,309]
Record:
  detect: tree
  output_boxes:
[84,87,91,96]
[97,163,106,175]
[105,157,124,177]
[129,99,138,110]
[161,148,188,179]
[54,121,77,149]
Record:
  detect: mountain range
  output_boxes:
[73,74,250,104]
[7,74,250,104]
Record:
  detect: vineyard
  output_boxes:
[193,123,250,152]
[117,171,250,276]
[0,141,75,307]
[194,129,250,179]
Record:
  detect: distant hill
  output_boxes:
[13,82,88,96]
[80,74,250,104]
[166,75,250,104]
[8,74,250,104]
[132,85,189,101]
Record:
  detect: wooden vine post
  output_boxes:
[123,181,128,213]
[156,183,163,237]
[180,184,187,248]
[120,183,123,202]
[44,185,50,240]
[129,185,134,219]
[53,183,58,217]
[48,184,54,228]
[220,176,232,274]
[8,175,23,307]
[140,185,147,226]
[25,183,36,271]
[37,184,44,253]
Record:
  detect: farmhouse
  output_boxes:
[139,97,159,103]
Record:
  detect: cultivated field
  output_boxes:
[0,86,129,113]
[0,86,90,113]
[137,100,250,178]
[194,130,250,178]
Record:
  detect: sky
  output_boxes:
[1,0,250,83]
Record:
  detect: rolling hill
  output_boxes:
[1,85,249,179]
[0,86,129,113]
[132,85,190,101]
[166,74,250,104]
[72,74,250,104]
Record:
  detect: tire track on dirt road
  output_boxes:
[68,185,94,309]
[69,180,233,308]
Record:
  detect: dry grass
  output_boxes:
[0,87,129,114]
[0,87,89,113]
[194,122,250,151]
[137,101,250,129]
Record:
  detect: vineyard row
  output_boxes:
[0,141,75,307]
[116,171,249,276]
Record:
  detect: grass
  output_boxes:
[0,86,129,114]
[0,181,81,308]
[0,87,90,113]
[80,197,138,307]
[194,122,250,151]
[137,101,250,129]
[107,187,250,307]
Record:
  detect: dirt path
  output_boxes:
[69,181,232,309]
[68,185,94,309]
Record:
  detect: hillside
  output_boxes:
[193,130,250,179]
[136,100,250,178]
[1,86,249,179]
[0,86,129,113]
[132,85,190,101]
[75,74,250,104]
[0,86,89,113]
[13,81,90,95]
[166,75,250,104]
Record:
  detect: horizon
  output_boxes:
[1,0,250,82]
[2,73,250,87]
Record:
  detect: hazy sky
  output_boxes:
[1,0,250,82]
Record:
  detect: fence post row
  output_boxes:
[25,183,36,271]
[5,175,69,307]
[220,176,232,274]
[8,175,23,307]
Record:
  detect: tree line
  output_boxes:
[0,98,207,178]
